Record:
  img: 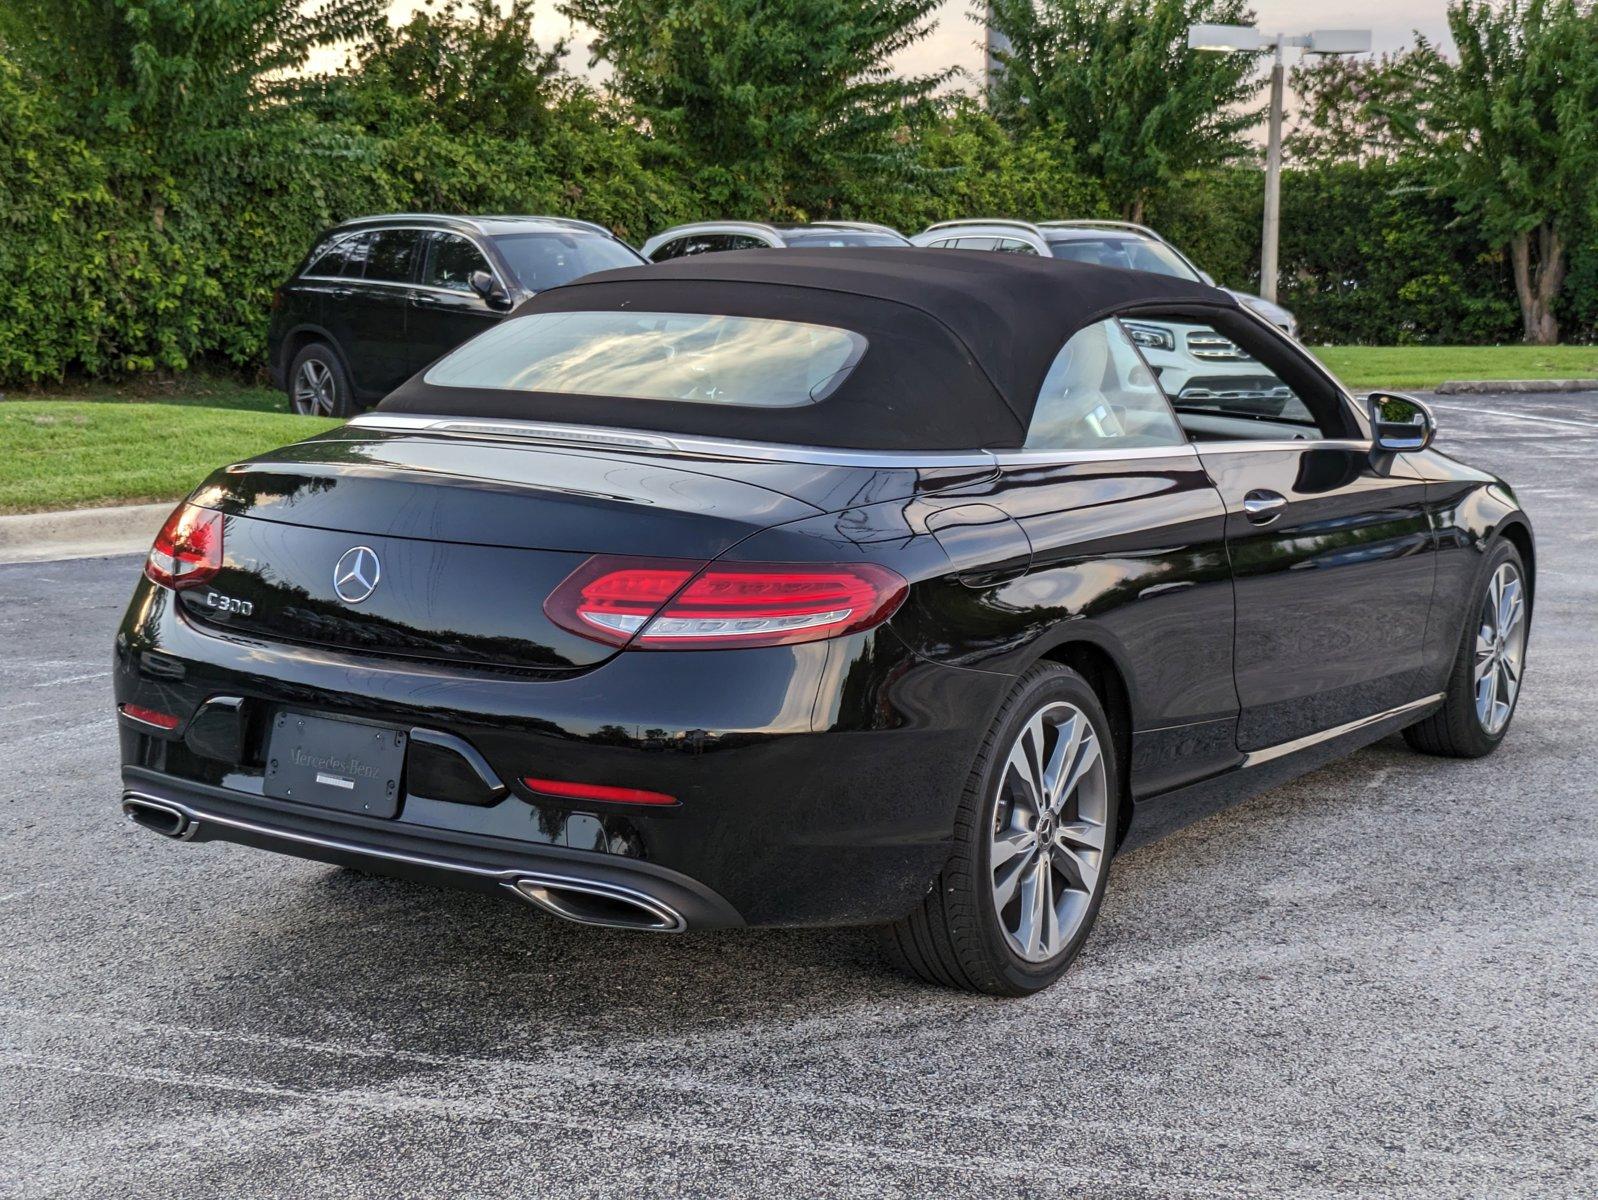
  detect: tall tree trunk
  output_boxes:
[1128,196,1145,225]
[1509,223,1565,345]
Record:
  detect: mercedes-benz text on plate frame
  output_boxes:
[332,546,381,604]
[113,248,1535,997]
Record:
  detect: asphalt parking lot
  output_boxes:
[2,392,1594,1199]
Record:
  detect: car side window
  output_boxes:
[1122,315,1331,442]
[305,233,360,278]
[1025,320,1187,451]
[650,237,691,262]
[424,233,492,293]
[364,230,421,284]
[995,238,1040,256]
[954,236,999,251]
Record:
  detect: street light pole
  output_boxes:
[1260,39,1286,304]
[1188,24,1371,307]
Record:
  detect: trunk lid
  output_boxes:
[180,429,867,673]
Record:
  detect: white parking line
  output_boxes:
[1437,404,1598,431]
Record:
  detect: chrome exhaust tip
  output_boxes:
[507,874,686,933]
[121,795,196,841]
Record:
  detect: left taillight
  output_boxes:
[145,503,223,590]
[545,555,908,651]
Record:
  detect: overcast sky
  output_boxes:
[332,1,1455,87]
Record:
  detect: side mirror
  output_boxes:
[1368,391,1436,453]
[469,269,512,310]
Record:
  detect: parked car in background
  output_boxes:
[640,220,910,261]
[912,218,1298,336]
[269,214,646,416]
[120,249,1532,997]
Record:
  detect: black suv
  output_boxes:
[268,214,646,415]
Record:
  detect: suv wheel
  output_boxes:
[288,343,353,417]
[881,664,1119,996]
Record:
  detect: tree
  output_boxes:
[558,0,952,218]
[1286,50,1439,166]
[985,0,1261,221]
[0,0,382,153]
[333,0,573,140]
[1393,0,1598,343]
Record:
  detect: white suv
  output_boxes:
[641,220,910,261]
[911,219,1299,337]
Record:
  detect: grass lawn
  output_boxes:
[0,376,336,513]
[4,345,1597,513]
[1311,344,1598,391]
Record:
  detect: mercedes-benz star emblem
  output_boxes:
[332,546,381,604]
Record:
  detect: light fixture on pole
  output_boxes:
[1188,24,1372,305]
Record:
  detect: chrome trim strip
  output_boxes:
[1241,694,1444,768]
[991,444,1200,465]
[1194,438,1374,454]
[347,413,1206,469]
[347,413,996,466]
[120,791,687,931]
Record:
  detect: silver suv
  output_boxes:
[911,219,1298,338]
[641,220,910,261]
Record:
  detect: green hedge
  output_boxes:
[1,54,1591,387]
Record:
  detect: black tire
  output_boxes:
[879,664,1120,996]
[1404,540,1528,758]
[287,342,354,417]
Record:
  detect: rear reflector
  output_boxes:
[119,703,181,730]
[521,777,678,806]
[145,503,223,590]
[545,556,907,650]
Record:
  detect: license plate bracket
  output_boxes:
[264,711,407,818]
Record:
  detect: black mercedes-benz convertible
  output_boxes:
[115,249,1533,995]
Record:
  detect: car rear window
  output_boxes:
[424,310,867,407]
[492,233,643,291]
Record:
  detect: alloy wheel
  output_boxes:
[1475,562,1526,735]
[990,701,1109,963]
[292,358,336,416]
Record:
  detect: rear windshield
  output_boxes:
[781,231,906,248]
[491,233,643,292]
[1043,235,1198,281]
[423,310,868,407]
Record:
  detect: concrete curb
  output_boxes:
[1434,378,1598,395]
[0,502,171,565]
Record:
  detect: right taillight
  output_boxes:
[145,503,223,590]
[545,555,908,650]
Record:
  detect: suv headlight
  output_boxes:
[1122,321,1176,352]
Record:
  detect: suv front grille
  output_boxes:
[1186,331,1251,361]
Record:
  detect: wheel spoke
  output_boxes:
[1498,576,1522,639]
[991,829,1033,870]
[1054,843,1100,895]
[1040,714,1081,813]
[993,850,1033,911]
[1056,817,1105,853]
[1018,859,1049,958]
[1473,633,1495,683]
[1056,730,1101,816]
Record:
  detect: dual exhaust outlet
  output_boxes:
[120,794,686,933]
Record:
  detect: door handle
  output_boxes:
[1242,490,1288,524]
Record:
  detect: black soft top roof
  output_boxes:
[378,247,1237,450]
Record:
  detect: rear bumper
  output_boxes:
[121,774,738,930]
[115,578,1011,928]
